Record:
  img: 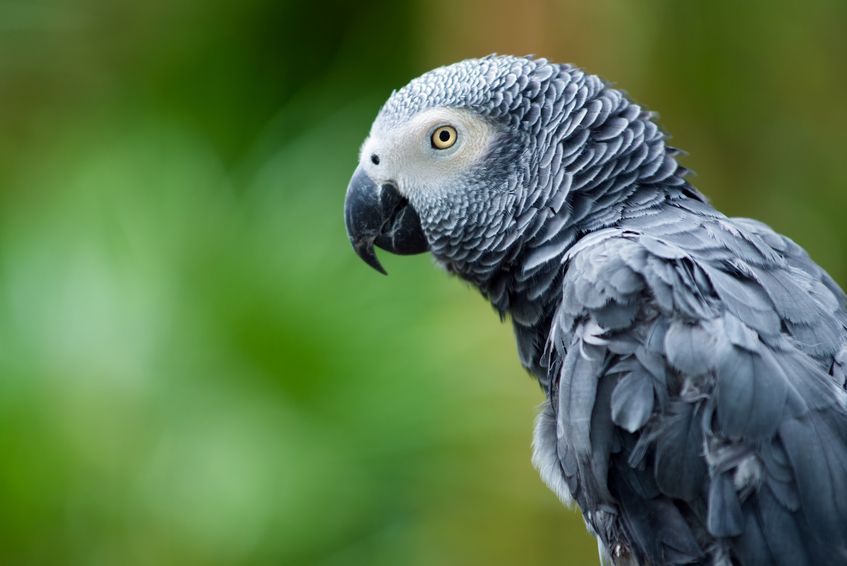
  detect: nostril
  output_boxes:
[370,154,380,165]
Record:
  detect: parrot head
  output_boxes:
[344,56,549,278]
[344,55,678,309]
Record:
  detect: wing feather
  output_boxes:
[548,206,847,564]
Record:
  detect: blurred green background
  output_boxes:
[1,0,845,564]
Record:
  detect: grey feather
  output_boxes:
[611,368,654,433]
[653,402,707,501]
[707,473,744,537]
[715,346,788,439]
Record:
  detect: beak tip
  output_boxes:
[352,239,388,275]
[368,257,389,276]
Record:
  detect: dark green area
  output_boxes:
[0,0,844,563]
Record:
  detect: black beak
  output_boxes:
[344,166,429,274]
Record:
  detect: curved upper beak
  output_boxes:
[344,166,429,274]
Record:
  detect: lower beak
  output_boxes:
[343,166,429,274]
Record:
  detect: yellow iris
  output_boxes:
[431,125,457,149]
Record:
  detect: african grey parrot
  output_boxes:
[343,55,847,565]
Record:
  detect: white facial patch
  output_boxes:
[359,107,495,198]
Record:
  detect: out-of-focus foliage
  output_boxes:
[0,0,845,564]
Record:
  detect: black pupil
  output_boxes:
[439,129,451,142]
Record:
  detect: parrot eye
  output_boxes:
[431,125,458,150]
